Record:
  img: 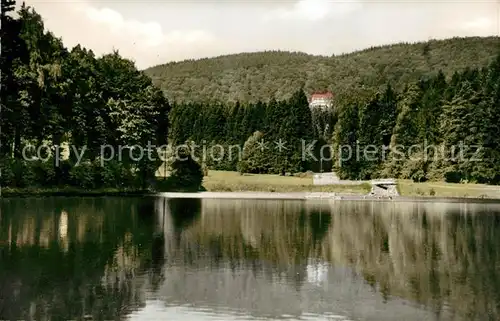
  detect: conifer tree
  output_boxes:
[238,131,268,174]
[381,84,421,179]
[332,104,360,179]
[0,3,172,189]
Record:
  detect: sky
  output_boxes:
[20,0,500,69]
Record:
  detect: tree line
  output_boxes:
[2,0,500,191]
[334,59,500,184]
[169,54,500,185]
[168,90,336,174]
[1,1,169,190]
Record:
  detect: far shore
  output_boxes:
[2,188,500,203]
[158,191,500,204]
[196,170,500,199]
[0,187,153,198]
[2,170,500,200]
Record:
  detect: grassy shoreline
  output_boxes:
[397,180,500,199]
[201,171,500,199]
[2,171,500,199]
[0,187,154,198]
[201,170,371,194]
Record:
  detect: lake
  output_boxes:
[1,197,500,321]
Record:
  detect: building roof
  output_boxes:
[310,92,333,100]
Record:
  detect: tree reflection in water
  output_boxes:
[0,198,499,321]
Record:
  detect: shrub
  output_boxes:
[237,161,249,174]
[69,161,96,189]
[99,160,135,188]
[0,158,36,187]
[30,159,56,187]
[167,146,204,191]
[0,157,15,187]
[444,171,462,183]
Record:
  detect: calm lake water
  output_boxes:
[1,197,500,321]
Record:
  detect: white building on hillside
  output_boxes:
[309,91,333,109]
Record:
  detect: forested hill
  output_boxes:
[144,36,500,104]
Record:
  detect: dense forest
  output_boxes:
[168,92,336,174]
[145,37,500,104]
[0,1,170,190]
[2,0,500,190]
[169,56,500,184]
[333,61,500,184]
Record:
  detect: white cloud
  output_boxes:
[264,0,362,22]
[82,6,214,49]
[23,0,221,69]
